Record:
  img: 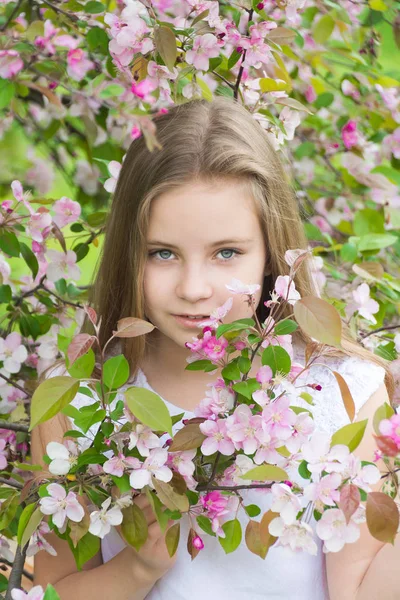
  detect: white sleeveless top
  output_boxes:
[67,349,386,600]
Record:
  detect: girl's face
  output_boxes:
[143,178,268,350]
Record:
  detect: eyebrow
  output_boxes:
[147,238,254,249]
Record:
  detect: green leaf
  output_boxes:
[20,506,43,549]
[244,504,261,517]
[358,234,398,252]
[219,519,242,554]
[152,478,189,513]
[154,25,177,72]
[370,165,400,187]
[331,419,368,452]
[241,464,288,481]
[216,319,255,339]
[221,360,241,381]
[232,378,260,400]
[99,84,125,99]
[43,584,61,600]
[30,376,80,430]
[298,459,311,479]
[274,320,298,335]
[85,0,105,12]
[0,494,19,531]
[165,522,180,557]
[110,474,131,493]
[261,345,291,375]
[68,531,100,570]
[0,285,11,303]
[185,359,214,371]
[313,14,335,44]
[0,230,20,257]
[340,243,358,263]
[87,26,109,53]
[374,342,397,361]
[144,488,170,532]
[196,515,215,536]
[67,349,95,379]
[0,79,15,110]
[103,354,130,390]
[354,209,384,236]
[238,356,252,374]
[125,387,172,436]
[0,574,8,593]
[20,242,39,279]
[121,504,148,551]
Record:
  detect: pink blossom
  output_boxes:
[202,333,229,361]
[192,534,204,549]
[67,48,94,81]
[39,483,84,529]
[342,120,359,149]
[270,483,303,524]
[252,365,273,407]
[261,396,296,441]
[225,278,260,296]
[226,404,262,454]
[197,297,233,329]
[0,50,23,79]
[341,79,361,101]
[26,521,57,558]
[301,431,350,476]
[269,517,317,555]
[0,332,27,375]
[305,85,317,103]
[89,497,123,539]
[304,473,342,510]
[345,283,379,324]
[194,379,235,418]
[316,508,360,552]
[26,210,53,243]
[379,413,400,449]
[131,77,158,99]
[277,107,301,144]
[0,439,8,470]
[185,33,220,72]
[274,275,301,305]
[52,197,81,228]
[385,128,400,159]
[201,490,230,518]
[45,249,81,283]
[129,448,173,489]
[167,449,196,477]
[11,586,45,600]
[103,452,141,477]
[128,423,163,457]
[104,160,122,193]
[285,411,315,453]
[199,419,235,455]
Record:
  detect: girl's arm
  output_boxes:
[326,383,400,600]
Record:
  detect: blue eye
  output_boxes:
[149,250,174,260]
[217,249,241,261]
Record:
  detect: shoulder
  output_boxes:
[294,353,386,436]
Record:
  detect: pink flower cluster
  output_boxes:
[186,328,229,363]
[379,414,400,449]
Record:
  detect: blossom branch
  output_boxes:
[0,421,29,433]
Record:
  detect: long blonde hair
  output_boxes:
[41,96,394,401]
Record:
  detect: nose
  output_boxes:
[175,263,213,304]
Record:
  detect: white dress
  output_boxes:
[67,349,386,600]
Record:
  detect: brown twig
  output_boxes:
[359,324,400,340]
[0,421,29,433]
[5,541,28,600]
[0,477,24,490]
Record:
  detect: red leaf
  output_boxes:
[332,371,355,423]
[374,434,399,457]
[366,491,399,543]
[114,317,155,338]
[67,333,96,366]
[339,484,360,524]
[84,305,98,326]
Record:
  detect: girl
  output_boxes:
[31,97,396,600]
